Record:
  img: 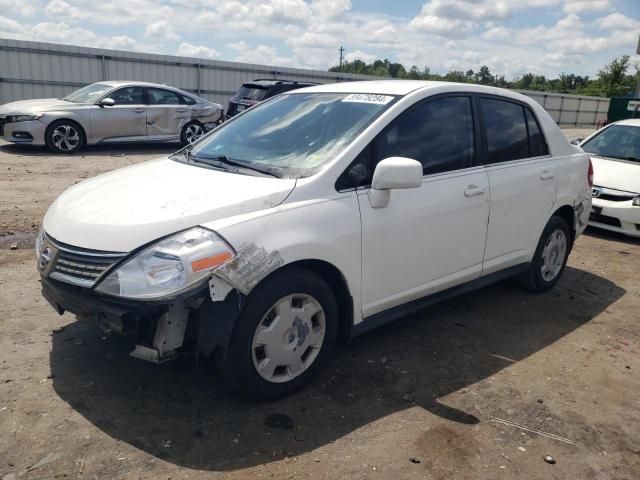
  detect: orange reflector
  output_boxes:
[191,251,233,272]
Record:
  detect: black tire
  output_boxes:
[180,121,205,146]
[45,119,85,154]
[218,267,339,401]
[518,216,572,292]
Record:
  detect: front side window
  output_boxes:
[63,83,112,103]
[581,125,640,163]
[146,88,181,105]
[481,98,529,163]
[182,92,396,178]
[109,87,143,105]
[372,96,475,176]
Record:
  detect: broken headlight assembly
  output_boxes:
[632,195,640,207]
[95,227,235,300]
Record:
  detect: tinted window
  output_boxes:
[525,108,549,157]
[109,87,143,105]
[236,85,269,101]
[146,88,181,105]
[373,96,475,175]
[481,98,528,163]
[581,125,640,163]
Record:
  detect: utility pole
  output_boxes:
[338,46,345,72]
[635,35,640,97]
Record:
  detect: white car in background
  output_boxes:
[0,81,224,153]
[36,81,592,399]
[580,119,640,238]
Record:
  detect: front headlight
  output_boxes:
[95,227,235,299]
[7,113,44,123]
[633,196,640,207]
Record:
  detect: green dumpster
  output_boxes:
[607,97,640,123]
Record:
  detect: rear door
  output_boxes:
[479,97,555,274]
[145,88,190,141]
[357,95,490,317]
[90,86,146,142]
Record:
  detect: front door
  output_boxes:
[145,87,190,141]
[358,95,490,318]
[90,86,147,142]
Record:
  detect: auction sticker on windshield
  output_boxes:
[341,94,395,105]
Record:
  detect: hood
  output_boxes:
[0,98,78,115]
[591,155,640,194]
[43,158,296,252]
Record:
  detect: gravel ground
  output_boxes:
[1,128,639,480]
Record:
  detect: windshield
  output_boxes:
[186,92,396,178]
[582,125,640,162]
[63,83,113,103]
[236,85,269,101]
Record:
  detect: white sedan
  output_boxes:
[580,119,640,238]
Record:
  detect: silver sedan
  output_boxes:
[0,81,224,153]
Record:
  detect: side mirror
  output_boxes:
[570,138,583,145]
[369,157,423,208]
[99,98,115,107]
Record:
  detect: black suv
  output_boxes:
[227,79,317,118]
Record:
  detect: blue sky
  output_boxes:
[0,0,638,79]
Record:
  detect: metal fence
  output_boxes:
[0,38,610,126]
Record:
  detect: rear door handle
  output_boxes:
[540,170,554,180]
[464,184,486,197]
[132,108,145,113]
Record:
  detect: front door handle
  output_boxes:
[132,108,145,113]
[175,108,188,113]
[540,170,554,180]
[464,184,486,197]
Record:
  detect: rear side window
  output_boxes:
[180,94,197,105]
[373,96,475,175]
[481,98,529,163]
[236,85,269,101]
[146,88,181,105]
[525,108,549,157]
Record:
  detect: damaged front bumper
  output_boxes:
[41,275,242,363]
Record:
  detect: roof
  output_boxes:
[295,80,533,101]
[98,80,202,97]
[244,79,317,86]
[615,118,640,127]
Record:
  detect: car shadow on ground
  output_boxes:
[0,142,179,157]
[50,266,624,471]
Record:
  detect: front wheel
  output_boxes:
[218,267,338,400]
[180,121,205,145]
[518,216,572,292]
[45,120,85,154]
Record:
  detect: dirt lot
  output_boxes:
[1,130,639,480]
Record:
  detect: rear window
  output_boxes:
[236,85,269,101]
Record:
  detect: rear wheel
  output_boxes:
[45,120,85,154]
[180,121,205,145]
[218,267,338,400]
[518,216,571,292]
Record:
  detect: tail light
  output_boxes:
[587,158,594,188]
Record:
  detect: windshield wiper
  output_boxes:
[190,154,280,178]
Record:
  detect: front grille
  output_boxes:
[598,193,636,202]
[46,235,127,288]
[593,186,638,202]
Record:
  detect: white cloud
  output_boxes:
[226,40,248,51]
[0,14,22,32]
[409,15,474,38]
[482,26,511,40]
[235,44,294,66]
[593,12,640,30]
[0,0,38,16]
[144,20,179,41]
[563,0,612,14]
[176,42,220,59]
[344,49,378,63]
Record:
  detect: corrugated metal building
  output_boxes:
[0,38,609,126]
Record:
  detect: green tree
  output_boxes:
[475,65,493,85]
[597,55,635,97]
